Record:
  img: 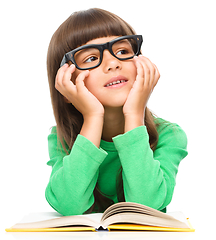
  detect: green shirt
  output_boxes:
[45,118,188,216]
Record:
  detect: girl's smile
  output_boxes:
[104,75,128,88]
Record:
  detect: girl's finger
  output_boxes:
[55,63,69,88]
[61,64,76,87]
[152,63,160,89]
[138,56,157,87]
[133,56,145,86]
[55,64,77,98]
[137,56,151,86]
[76,70,90,93]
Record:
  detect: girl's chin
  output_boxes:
[95,90,131,108]
[102,99,127,109]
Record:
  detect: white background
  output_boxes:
[1,0,216,239]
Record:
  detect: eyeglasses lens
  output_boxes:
[74,48,100,70]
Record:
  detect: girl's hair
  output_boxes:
[47,8,159,212]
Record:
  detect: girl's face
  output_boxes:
[72,36,137,108]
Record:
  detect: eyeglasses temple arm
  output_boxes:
[60,55,67,67]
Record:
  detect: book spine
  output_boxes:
[95,226,109,231]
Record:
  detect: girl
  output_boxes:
[45,8,188,216]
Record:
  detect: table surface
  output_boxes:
[2,228,213,240]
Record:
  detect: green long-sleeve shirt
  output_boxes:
[45,118,188,216]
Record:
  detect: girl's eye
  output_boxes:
[85,56,98,63]
[116,49,129,55]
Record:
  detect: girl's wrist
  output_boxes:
[80,114,104,148]
[124,113,145,133]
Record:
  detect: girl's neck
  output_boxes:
[102,107,125,142]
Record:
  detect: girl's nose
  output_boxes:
[102,50,122,72]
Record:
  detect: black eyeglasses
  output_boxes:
[60,35,143,70]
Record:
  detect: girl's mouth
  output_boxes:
[105,80,128,87]
[104,75,128,88]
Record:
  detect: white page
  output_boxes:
[167,211,189,227]
[18,212,103,225]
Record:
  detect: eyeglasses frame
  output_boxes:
[60,35,143,70]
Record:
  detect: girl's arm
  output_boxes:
[123,56,160,132]
[45,127,108,216]
[47,64,106,216]
[113,121,188,210]
[119,58,187,210]
[55,64,104,148]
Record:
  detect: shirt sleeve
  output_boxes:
[45,128,108,216]
[112,122,188,211]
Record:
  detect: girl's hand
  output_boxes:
[123,56,160,131]
[55,64,104,119]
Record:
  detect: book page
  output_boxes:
[167,212,189,227]
[18,212,103,224]
[102,202,176,222]
[12,212,103,229]
[100,203,189,229]
[102,212,189,229]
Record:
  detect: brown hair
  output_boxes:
[47,8,159,212]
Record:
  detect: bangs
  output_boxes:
[60,8,136,52]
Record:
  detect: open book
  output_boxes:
[6,202,195,232]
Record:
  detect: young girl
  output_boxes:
[45,8,188,216]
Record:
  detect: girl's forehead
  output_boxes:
[85,36,120,45]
